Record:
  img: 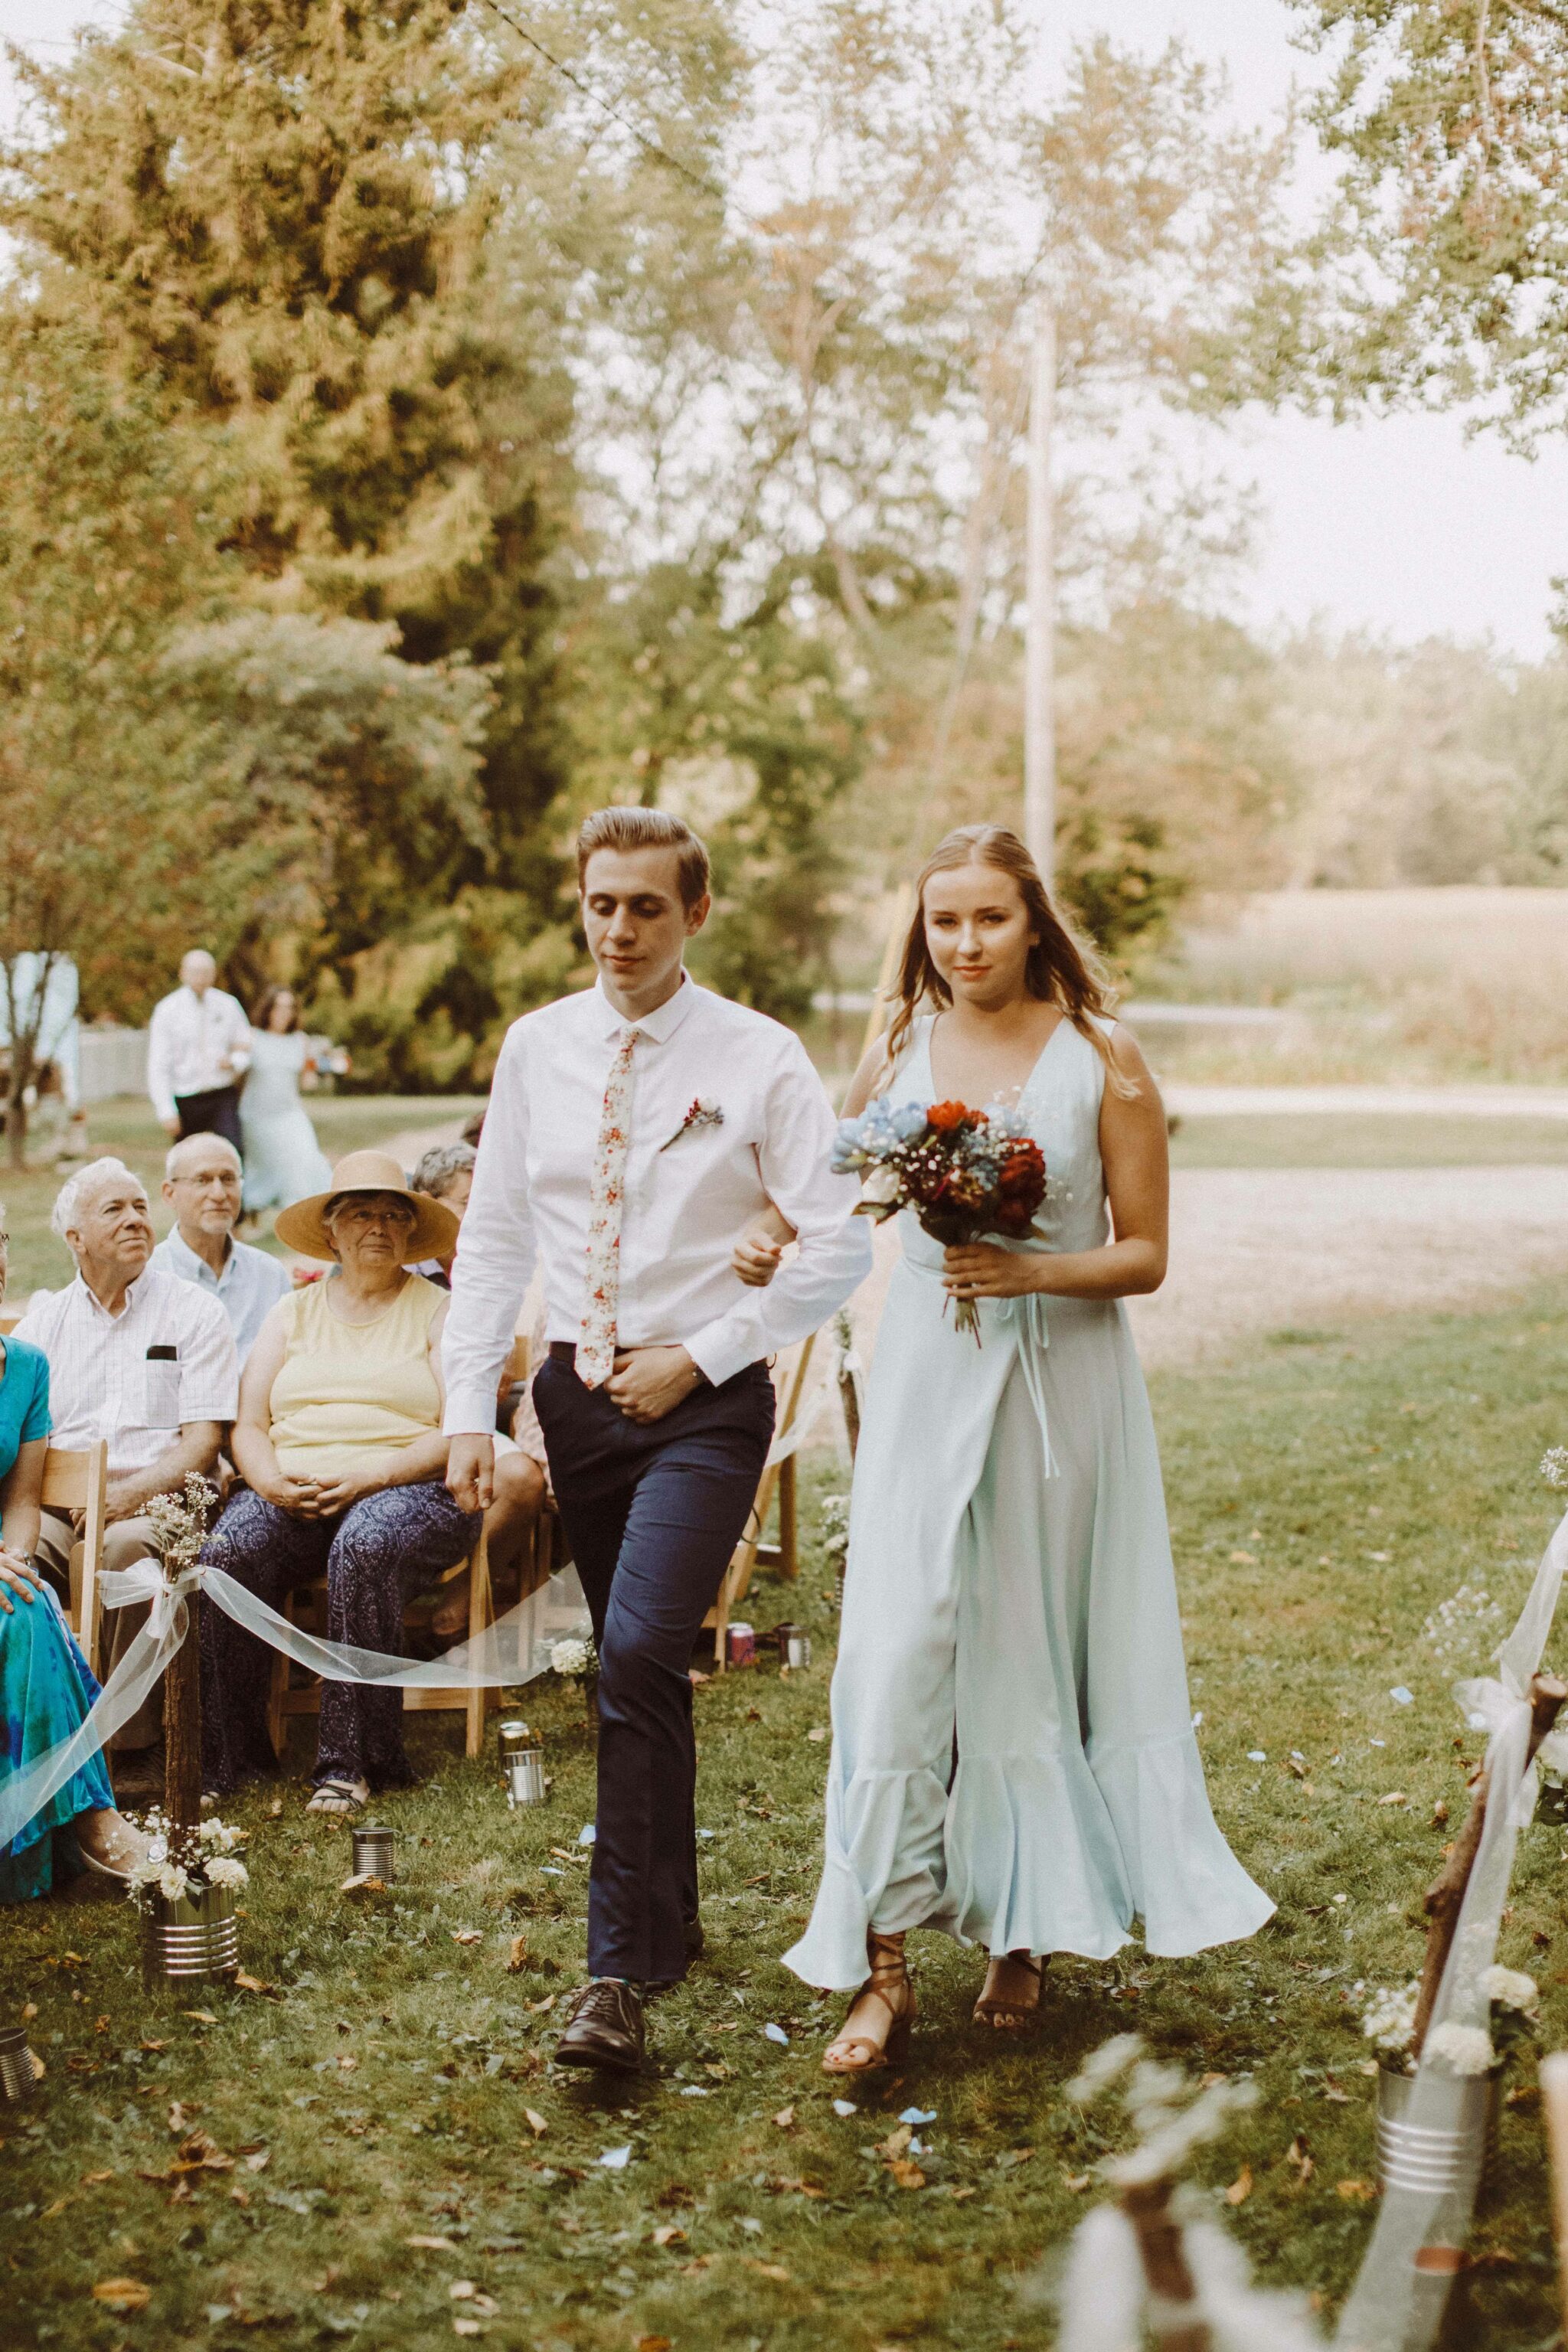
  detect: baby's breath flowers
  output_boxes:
[1543,1446,1568,1490]
[1361,1980,1420,2060]
[1359,1968,1536,2077]
[1423,1583,1504,1669]
[549,1635,596,1682]
[125,1806,247,1909]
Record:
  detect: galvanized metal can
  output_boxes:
[499,1720,547,1807]
[0,2024,40,2104]
[142,1884,240,1988]
[1375,2064,1498,2200]
[725,1620,756,1668]
[786,1632,812,1672]
[351,1823,397,1882]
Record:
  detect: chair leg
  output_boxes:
[465,1533,492,1760]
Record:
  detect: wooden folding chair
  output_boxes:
[39,1439,109,1674]
[0,1312,21,1338]
[266,1521,498,1762]
[706,1341,812,1672]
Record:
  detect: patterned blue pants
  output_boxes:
[198,1481,481,1795]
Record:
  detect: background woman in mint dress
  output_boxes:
[0,1210,148,1898]
[240,986,332,1214]
[777,827,1272,2069]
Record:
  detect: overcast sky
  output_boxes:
[6,0,1566,657]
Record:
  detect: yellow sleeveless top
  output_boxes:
[267,1274,445,1481]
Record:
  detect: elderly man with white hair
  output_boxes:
[151,1133,290,1364]
[146,949,252,1152]
[14,1158,238,1769]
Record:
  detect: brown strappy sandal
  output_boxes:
[822,1930,916,2075]
[972,1949,1045,2031]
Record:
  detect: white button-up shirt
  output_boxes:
[149,1227,292,1366]
[14,1266,239,1474]
[442,975,871,1434]
[145,985,253,1124]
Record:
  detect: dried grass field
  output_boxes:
[5,1285,1568,2350]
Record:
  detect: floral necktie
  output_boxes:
[577,1024,645,1388]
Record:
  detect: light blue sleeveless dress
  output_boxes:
[784,1014,1272,1990]
[240,1030,332,1213]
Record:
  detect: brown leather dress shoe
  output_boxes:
[555,1978,645,2073]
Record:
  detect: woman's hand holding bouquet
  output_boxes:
[831,1097,1047,1339]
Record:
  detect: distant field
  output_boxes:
[1148,887,1568,1087]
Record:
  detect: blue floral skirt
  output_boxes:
[1,1587,115,1901]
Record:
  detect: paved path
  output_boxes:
[1164,1083,1568,1121]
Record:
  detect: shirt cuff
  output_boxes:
[684,1315,760,1391]
[444,1386,505,1439]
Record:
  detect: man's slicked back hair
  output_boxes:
[576,806,710,910]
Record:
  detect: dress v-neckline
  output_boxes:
[923,1010,1070,1112]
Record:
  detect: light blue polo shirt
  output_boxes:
[150,1228,292,1367]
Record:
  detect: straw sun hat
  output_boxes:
[274,1149,461,1265]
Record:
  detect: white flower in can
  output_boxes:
[204,1856,249,1890]
[550,1637,590,1677]
[1361,1981,1419,2054]
[157,1863,191,1903]
[1482,1965,1538,2014]
[1426,2021,1496,2076]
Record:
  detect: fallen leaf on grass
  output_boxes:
[525,1995,555,2015]
[652,2226,686,2247]
[341,1873,386,1896]
[636,2337,672,2351]
[1223,2166,1253,2207]
[507,1936,528,1973]
[167,2101,198,2132]
[1286,2139,1315,2184]
[80,2170,114,2186]
[1063,2174,1092,2194]
[1337,2180,1378,2202]
[678,2256,711,2275]
[182,2009,220,2025]
[1505,2086,1540,2111]
[877,2125,913,2159]
[452,1930,483,1947]
[452,2322,483,2339]
[746,2260,792,2282]
[405,2235,458,2252]
[337,2055,358,2072]
[243,2151,270,2173]
[234,1972,277,1996]
[773,2106,795,2129]
[41,2197,69,2219]
[1378,1792,1409,1808]
[887,2159,926,2190]
[806,1727,826,1743]
[140,2038,166,2053]
[92,2280,150,2311]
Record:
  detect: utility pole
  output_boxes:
[1024,308,1057,884]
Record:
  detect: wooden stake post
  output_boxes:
[164,1581,203,1840]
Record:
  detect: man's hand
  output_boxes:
[446,1435,495,1514]
[605,1345,703,1426]
[732,1232,784,1288]
[160,1116,181,1140]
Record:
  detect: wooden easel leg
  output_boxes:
[778,1454,798,1581]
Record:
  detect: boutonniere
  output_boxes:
[660,1098,724,1152]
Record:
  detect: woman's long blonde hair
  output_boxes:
[882,825,1135,1095]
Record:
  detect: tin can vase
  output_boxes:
[499,1721,547,1808]
[786,1632,812,1672]
[1375,2064,1500,2203]
[0,2025,41,2105]
[351,1824,396,1882]
[142,1883,240,1990]
[725,1621,756,1668]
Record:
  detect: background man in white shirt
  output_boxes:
[18,1158,238,1770]
[444,806,870,2070]
[151,1133,291,1365]
[146,949,253,1152]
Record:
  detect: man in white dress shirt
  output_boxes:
[444,806,869,2069]
[146,949,252,1152]
[18,1158,238,1766]
[150,1134,291,1365]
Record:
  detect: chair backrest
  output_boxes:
[0,1312,20,1337]
[41,1439,109,1671]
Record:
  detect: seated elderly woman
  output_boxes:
[0,1207,149,1897]
[198,1151,481,1815]
[409,1141,547,1632]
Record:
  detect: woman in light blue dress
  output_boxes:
[240,988,333,1214]
[0,1210,149,1897]
[775,826,1272,2070]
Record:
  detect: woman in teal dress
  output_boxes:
[764,828,1271,2069]
[0,1210,149,1899]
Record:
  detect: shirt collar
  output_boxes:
[73,1265,153,1321]
[165,1227,234,1288]
[592,970,698,1047]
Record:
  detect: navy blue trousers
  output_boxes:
[531,1354,776,1984]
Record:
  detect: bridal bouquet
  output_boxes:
[832,1097,1047,1339]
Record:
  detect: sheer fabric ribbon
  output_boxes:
[1335,1507,1568,2350]
[0,1559,591,1858]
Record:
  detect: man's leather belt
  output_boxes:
[547,1341,579,1366]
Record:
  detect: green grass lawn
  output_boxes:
[1,1099,484,1297]
[1168,1112,1568,1169]
[5,1287,1568,2347]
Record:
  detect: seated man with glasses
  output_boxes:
[151,1134,291,1366]
[197,1152,480,1815]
